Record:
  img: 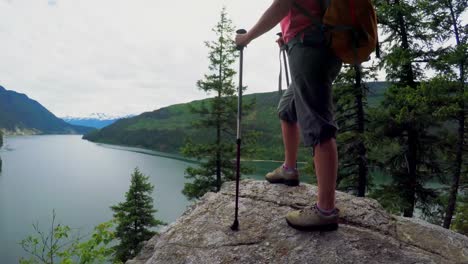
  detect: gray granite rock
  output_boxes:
[128,180,468,264]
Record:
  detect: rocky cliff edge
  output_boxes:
[129,180,468,264]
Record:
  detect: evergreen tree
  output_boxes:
[375,0,439,86]
[452,195,468,235]
[111,168,165,262]
[369,82,445,217]
[334,65,377,196]
[181,7,255,200]
[392,0,468,228]
[423,0,467,229]
[371,0,445,217]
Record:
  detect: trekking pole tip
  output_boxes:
[230,220,239,231]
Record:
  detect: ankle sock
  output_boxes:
[316,203,336,216]
[282,164,297,172]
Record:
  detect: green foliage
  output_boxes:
[369,81,446,217]
[374,0,439,86]
[420,194,448,226]
[367,0,466,221]
[369,185,407,214]
[111,168,165,262]
[19,210,115,264]
[452,195,468,235]
[59,222,116,264]
[424,0,467,229]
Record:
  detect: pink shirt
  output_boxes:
[280,0,321,43]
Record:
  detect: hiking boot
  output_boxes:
[285,204,339,231]
[265,166,299,186]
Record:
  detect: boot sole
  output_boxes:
[286,219,338,232]
[266,178,299,186]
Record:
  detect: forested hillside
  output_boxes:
[84,82,388,160]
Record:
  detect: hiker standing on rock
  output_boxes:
[235,0,342,231]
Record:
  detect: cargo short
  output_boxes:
[277,38,342,148]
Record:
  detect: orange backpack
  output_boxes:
[294,0,378,64]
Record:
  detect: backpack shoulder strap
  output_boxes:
[292,1,323,29]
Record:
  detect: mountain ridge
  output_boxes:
[0,85,94,135]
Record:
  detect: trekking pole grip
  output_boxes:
[276,32,287,51]
[236,29,247,50]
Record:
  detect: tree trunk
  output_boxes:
[357,141,368,197]
[393,0,417,217]
[216,115,221,191]
[404,129,418,217]
[354,66,368,197]
[443,0,465,228]
[216,88,222,191]
[395,0,416,88]
[444,106,465,227]
[216,30,224,192]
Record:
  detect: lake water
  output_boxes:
[0,136,198,263]
[0,135,285,263]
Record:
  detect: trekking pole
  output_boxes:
[231,29,247,232]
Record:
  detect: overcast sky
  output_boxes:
[0,1,465,117]
[0,0,286,117]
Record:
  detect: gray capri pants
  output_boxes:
[278,40,342,148]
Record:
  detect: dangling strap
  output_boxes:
[278,48,283,96]
[349,0,357,26]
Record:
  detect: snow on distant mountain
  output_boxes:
[62,113,131,121]
[61,113,135,129]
